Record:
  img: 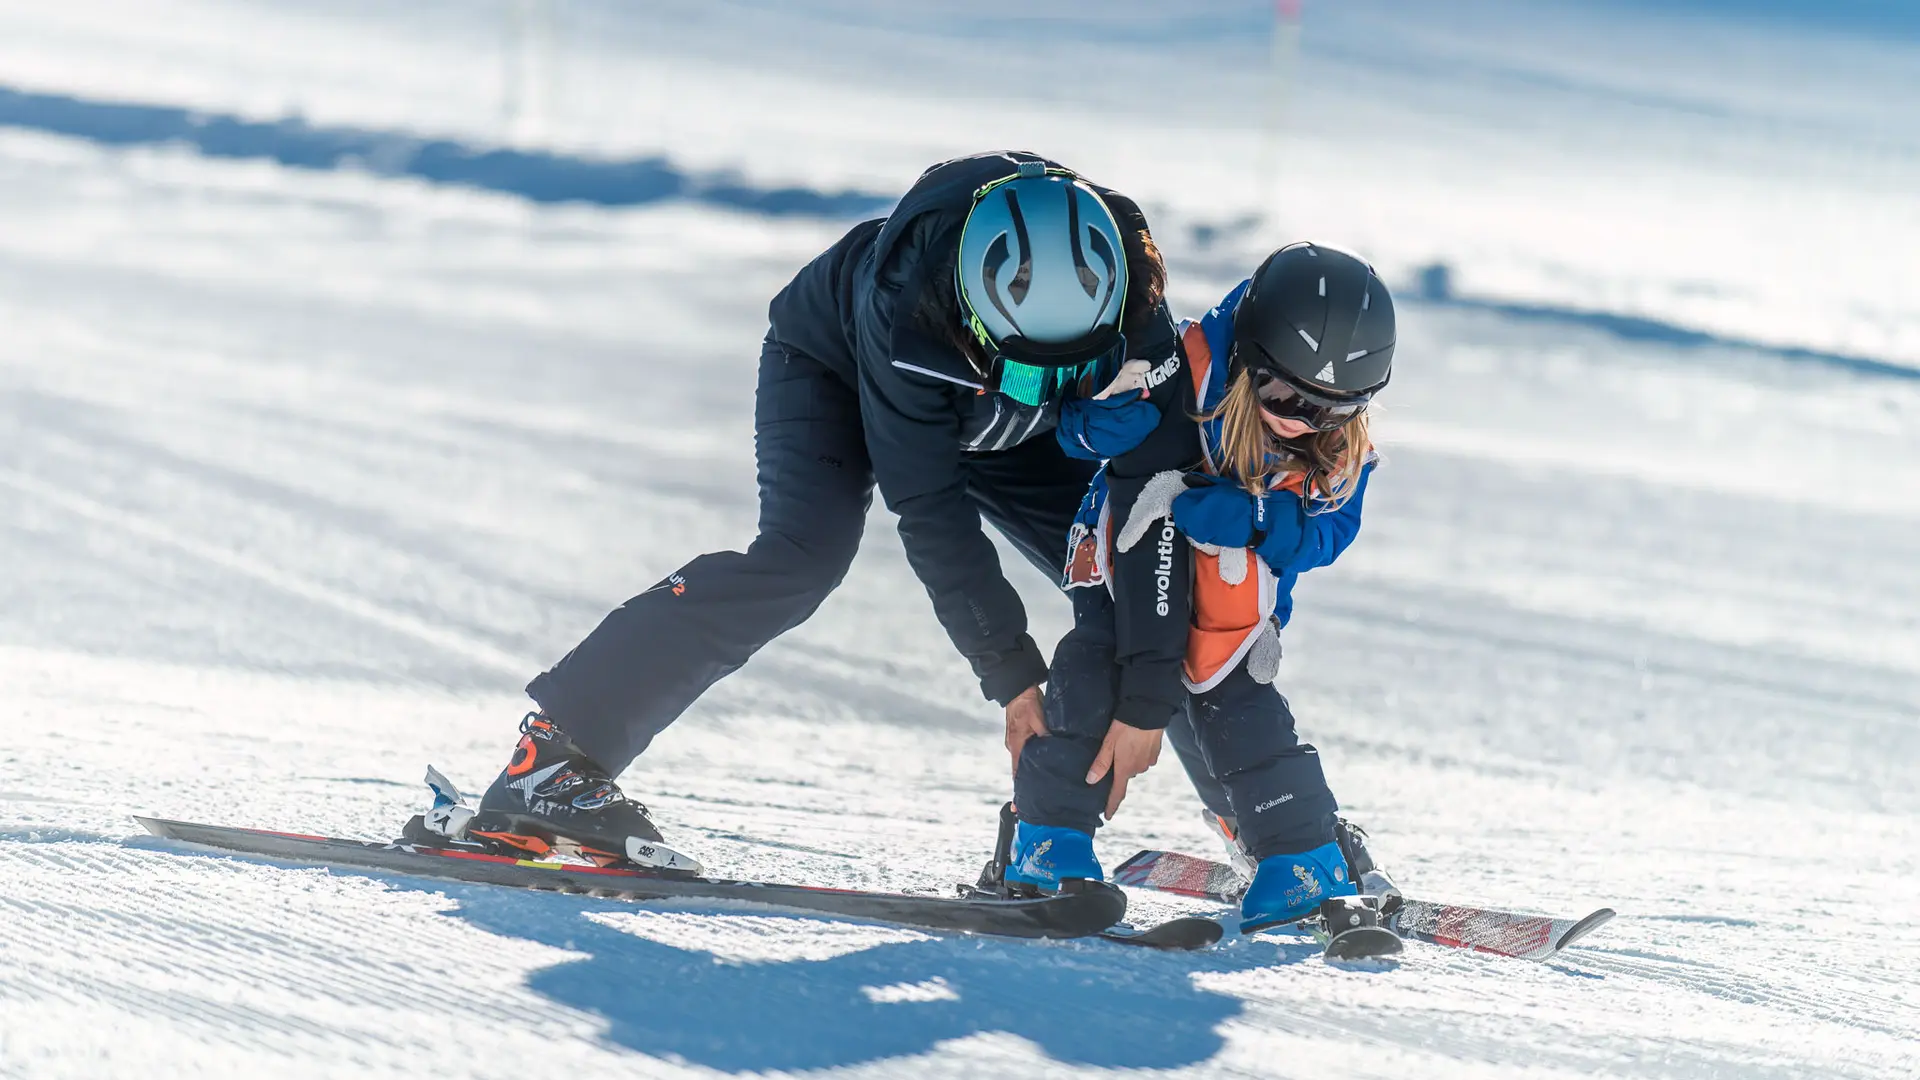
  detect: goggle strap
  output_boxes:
[971,164,1080,202]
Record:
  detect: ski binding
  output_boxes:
[417,765,702,874]
[422,765,476,840]
[1311,894,1404,960]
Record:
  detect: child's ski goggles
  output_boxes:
[1254,370,1370,431]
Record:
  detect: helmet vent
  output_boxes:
[981,233,1027,337]
[1065,189,1098,299]
[1084,227,1117,305]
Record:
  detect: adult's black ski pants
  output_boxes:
[527,336,1095,773]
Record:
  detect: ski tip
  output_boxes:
[1553,907,1618,954]
[132,815,175,838]
[1101,916,1225,950]
[1187,918,1227,948]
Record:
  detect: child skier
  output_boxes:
[1007,243,1394,932]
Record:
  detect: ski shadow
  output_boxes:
[115,831,1379,1071]
[416,881,1273,1073]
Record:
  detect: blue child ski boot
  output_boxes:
[1004,822,1103,891]
[1239,840,1356,933]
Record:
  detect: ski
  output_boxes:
[134,816,1128,941]
[1114,848,1614,961]
[1096,916,1223,951]
[1114,847,1245,903]
[1390,896,1615,960]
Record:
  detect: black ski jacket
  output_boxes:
[766,150,1180,706]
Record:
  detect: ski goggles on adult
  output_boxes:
[1254,371,1370,431]
[988,332,1128,408]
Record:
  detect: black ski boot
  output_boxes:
[466,713,700,872]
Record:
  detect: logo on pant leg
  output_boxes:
[646,573,690,597]
[1154,517,1176,616]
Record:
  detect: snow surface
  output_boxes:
[0,2,1917,1077]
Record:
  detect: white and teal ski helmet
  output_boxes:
[955,162,1129,373]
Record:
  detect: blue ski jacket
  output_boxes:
[1177,280,1373,630]
[1054,279,1374,725]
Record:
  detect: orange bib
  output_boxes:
[1180,322,1305,692]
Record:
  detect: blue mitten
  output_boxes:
[1170,474,1306,560]
[1251,488,1309,567]
[1056,392,1161,460]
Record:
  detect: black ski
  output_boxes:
[1097,917,1224,951]
[134,816,1127,941]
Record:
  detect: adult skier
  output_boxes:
[1004,243,1396,932]
[452,152,1185,868]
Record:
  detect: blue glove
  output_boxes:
[1170,474,1306,561]
[1056,392,1161,461]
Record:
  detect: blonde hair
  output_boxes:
[1204,369,1372,511]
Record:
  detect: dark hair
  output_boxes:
[914,191,1167,377]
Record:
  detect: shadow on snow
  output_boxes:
[1408,260,1920,383]
[5,81,1913,386]
[440,882,1266,1072]
[0,82,894,218]
[115,829,1312,1072]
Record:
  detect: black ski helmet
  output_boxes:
[1232,242,1394,401]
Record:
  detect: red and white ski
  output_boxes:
[1113,848,1614,961]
